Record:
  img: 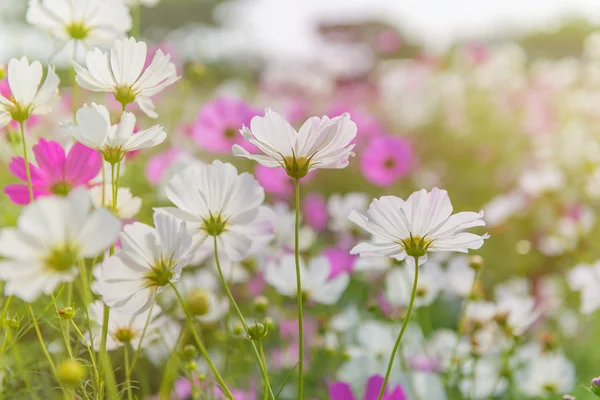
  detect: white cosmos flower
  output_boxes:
[87,300,164,351]
[459,357,506,399]
[0,57,59,127]
[157,160,275,262]
[445,255,476,297]
[145,317,181,365]
[0,188,120,302]
[385,258,443,308]
[515,350,575,397]
[232,109,357,178]
[328,192,369,234]
[494,295,540,336]
[26,0,131,56]
[63,103,166,163]
[73,37,179,118]
[272,202,315,253]
[93,212,195,314]
[567,261,600,314]
[90,186,142,219]
[350,188,489,263]
[264,254,349,305]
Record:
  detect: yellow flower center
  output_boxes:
[45,245,78,272]
[202,213,226,236]
[114,327,136,343]
[397,235,433,258]
[283,155,311,179]
[144,257,175,288]
[114,86,137,109]
[65,21,89,40]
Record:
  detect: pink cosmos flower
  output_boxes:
[376,29,402,54]
[360,135,414,186]
[329,375,406,400]
[324,247,356,278]
[191,97,260,154]
[5,138,101,205]
[328,104,386,143]
[302,193,328,231]
[145,148,182,185]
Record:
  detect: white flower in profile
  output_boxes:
[90,186,142,219]
[350,188,489,263]
[515,350,575,397]
[87,300,164,351]
[0,57,59,127]
[26,0,131,56]
[567,261,600,314]
[161,268,229,324]
[0,188,120,302]
[73,37,179,117]
[264,254,349,305]
[385,258,443,308]
[233,109,357,179]
[63,103,166,163]
[328,192,369,234]
[93,212,195,314]
[157,160,275,262]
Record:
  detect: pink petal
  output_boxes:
[64,142,102,184]
[33,138,66,182]
[4,184,47,205]
[8,157,46,185]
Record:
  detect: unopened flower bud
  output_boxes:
[6,315,20,329]
[264,316,276,331]
[247,322,268,341]
[185,361,197,372]
[197,373,207,382]
[57,359,86,386]
[181,345,198,361]
[562,395,576,400]
[231,323,245,336]
[186,289,210,316]
[253,296,269,313]
[591,377,600,396]
[58,307,75,320]
[469,255,484,271]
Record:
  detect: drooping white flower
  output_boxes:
[63,103,166,163]
[265,254,349,305]
[350,188,489,263]
[157,160,275,262]
[90,186,142,219]
[567,261,600,314]
[93,212,195,314]
[328,192,369,234]
[0,57,59,127]
[26,0,131,56]
[161,268,229,324]
[385,258,443,308]
[87,300,164,351]
[232,109,357,178]
[0,188,120,302]
[73,37,179,117]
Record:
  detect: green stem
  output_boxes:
[70,320,99,388]
[293,178,304,400]
[377,256,420,400]
[129,301,155,371]
[27,305,58,379]
[124,345,133,400]
[19,121,34,202]
[51,293,73,359]
[168,282,233,399]
[258,341,269,400]
[212,236,275,399]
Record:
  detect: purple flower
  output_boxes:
[302,193,328,231]
[360,135,414,186]
[329,375,406,400]
[324,247,356,278]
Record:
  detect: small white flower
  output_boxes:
[90,186,142,219]
[567,261,600,314]
[87,300,164,351]
[233,109,357,178]
[73,37,179,117]
[272,202,315,253]
[385,258,443,307]
[0,188,120,302]
[26,0,131,55]
[265,254,349,305]
[459,357,506,399]
[494,295,540,336]
[145,317,182,365]
[516,350,575,397]
[327,192,369,234]
[63,103,166,163]
[0,57,59,127]
[350,188,489,263]
[94,212,195,314]
[444,255,475,297]
[158,160,275,262]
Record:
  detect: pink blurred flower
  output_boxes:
[255,164,316,198]
[302,193,328,231]
[360,135,414,186]
[328,104,386,143]
[145,148,182,185]
[5,138,101,205]
[329,375,406,400]
[146,42,183,74]
[376,29,402,54]
[324,247,356,278]
[462,42,490,65]
[191,97,260,154]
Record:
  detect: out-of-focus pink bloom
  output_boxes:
[408,353,442,373]
[146,42,183,74]
[191,97,260,154]
[462,42,490,65]
[145,148,182,185]
[328,105,386,143]
[248,273,266,297]
[360,135,414,186]
[255,164,316,198]
[324,247,356,278]
[214,379,257,400]
[376,29,402,54]
[329,375,406,400]
[5,138,101,205]
[302,193,328,231]
[523,87,555,136]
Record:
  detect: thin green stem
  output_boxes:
[258,341,269,400]
[70,319,99,388]
[168,282,233,399]
[212,236,275,399]
[124,345,133,400]
[19,121,34,202]
[51,293,73,359]
[293,178,304,400]
[27,305,58,378]
[377,256,420,400]
[129,301,155,371]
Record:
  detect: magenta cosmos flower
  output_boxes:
[5,138,101,205]
[329,375,406,400]
[192,97,260,153]
[360,135,414,186]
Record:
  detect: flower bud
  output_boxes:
[253,296,269,313]
[181,345,198,361]
[186,289,211,316]
[185,361,197,372]
[469,255,484,271]
[562,395,576,400]
[247,322,268,341]
[58,307,75,320]
[264,316,276,331]
[197,373,207,382]
[591,377,600,396]
[6,315,20,329]
[57,359,86,386]
[231,323,245,336]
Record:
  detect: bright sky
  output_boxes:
[218,0,600,59]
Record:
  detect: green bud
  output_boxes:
[264,316,276,331]
[181,345,198,361]
[197,373,207,382]
[591,377,600,396]
[246,322,268,341]
[58,307,75,320]
[231,323,245,336]
[185,361,197,372]
[253,296,269,313]
[469,255,484,271]
[57,359,86,386]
